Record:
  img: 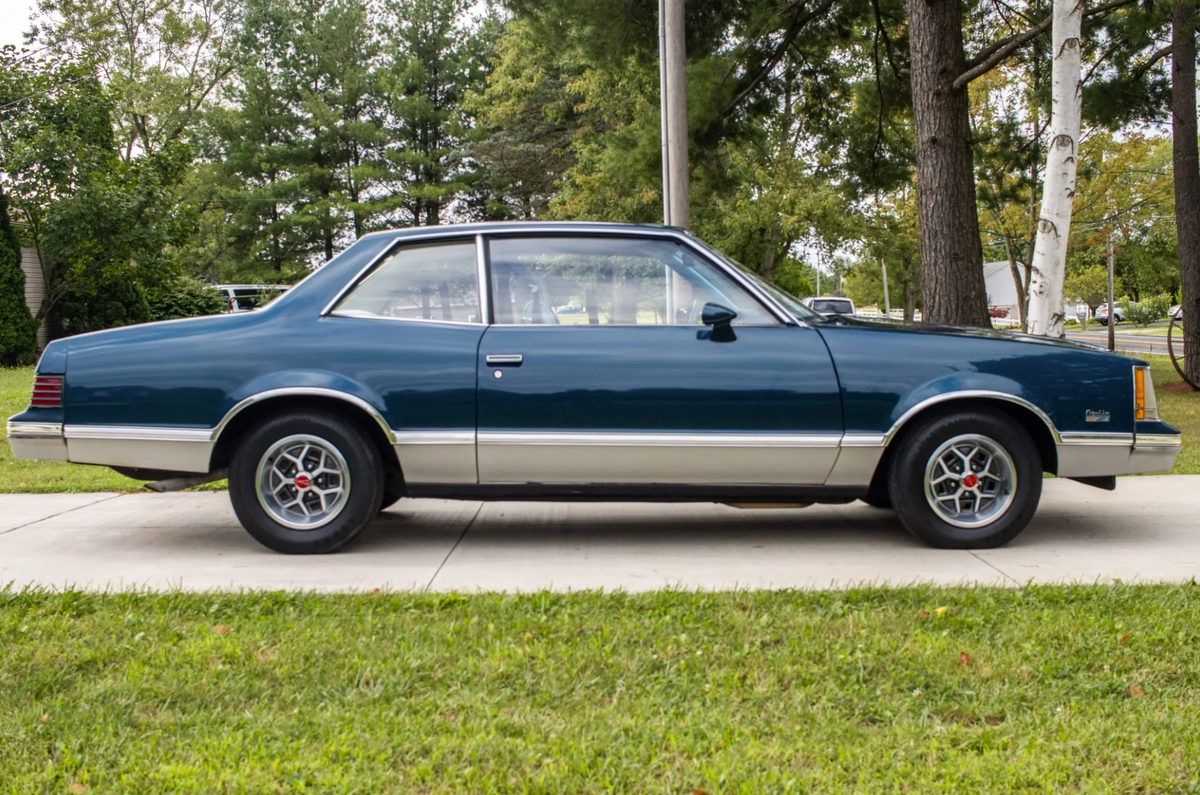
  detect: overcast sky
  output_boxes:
[1,0,38,48]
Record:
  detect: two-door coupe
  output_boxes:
[7,222,1183,553]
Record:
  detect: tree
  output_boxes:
[1064,262,1108,312]
[905,0,1135,327]
[1027,0,1084,338]
[1171,0,1200,385]
[31,0,241,162]
[380,0,493,226]
[0,51,185,328]
[0,186,38,364]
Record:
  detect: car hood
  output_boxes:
[823,315,1105,352]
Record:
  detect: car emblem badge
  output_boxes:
[294,473,312,489]
[962,474,979,488]
[1085,410,1111,423]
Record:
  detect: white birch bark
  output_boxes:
[1027,0,1084,337]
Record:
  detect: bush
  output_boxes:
[1123,295,1171,326]
[0,198,38,365]
[56,279,152,335]
[146,278,226,321]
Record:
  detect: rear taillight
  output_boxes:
[30,375,63,408]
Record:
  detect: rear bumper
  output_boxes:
[6,421,69,461]
[1056,431,1182,478]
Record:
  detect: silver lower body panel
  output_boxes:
[1056,432,1181,478]
[477,432,841,485]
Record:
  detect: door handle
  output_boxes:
[486,354,524,366]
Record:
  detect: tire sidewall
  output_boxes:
[888,410,1042,549]
[230,412,383,554]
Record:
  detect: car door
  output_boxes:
[323,236,485,484]
[475,233,843,485]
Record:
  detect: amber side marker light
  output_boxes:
[1133,366,1158,422]
[30,375,63,408]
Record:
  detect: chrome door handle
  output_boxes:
[485,354,524,366]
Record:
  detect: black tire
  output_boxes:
[229,411,383,554]
[887,409,1042,549]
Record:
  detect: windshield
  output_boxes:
[688,238,824,323]
[812,299,853,314]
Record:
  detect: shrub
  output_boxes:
[1123,295,1171,326]
[147,278,226,321]
[56,279,152,335]
[0,198,38,365]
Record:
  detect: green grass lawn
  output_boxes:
[3,355,1198,494]
[2,585,1200,792]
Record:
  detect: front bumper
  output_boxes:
[1056,429,1182,478]
[6,420,69,461]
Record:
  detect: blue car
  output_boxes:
[6,223,1182,553]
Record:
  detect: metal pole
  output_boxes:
[664,0,689,228]
[657,0,670,226]
[1107,219,1116,352]
[881,259,891,316]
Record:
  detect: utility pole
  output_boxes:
[1107,219,1115,352]
[663,0,689,228]
[881,259,891,316]
[657,0,671,225]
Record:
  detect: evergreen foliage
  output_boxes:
[0,191,37,365]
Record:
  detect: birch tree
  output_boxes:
[1027,0,1084,337]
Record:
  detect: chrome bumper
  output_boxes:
[1056,432,1182,478]
[6,420,68,461]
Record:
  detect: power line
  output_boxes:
[0,73,92,112]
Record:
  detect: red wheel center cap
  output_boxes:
[962,474,979,489]
[294,473,312,490]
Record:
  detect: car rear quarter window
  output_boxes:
[333,241,481,323]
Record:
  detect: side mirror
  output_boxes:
[700,302,737,343]
[701,303,738,327]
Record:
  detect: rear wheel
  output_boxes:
[229,412,383,554]
[887,410,1042,549]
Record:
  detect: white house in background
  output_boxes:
[16,238,55,350]
[983,260,1025,320]
[983,260,1080,323]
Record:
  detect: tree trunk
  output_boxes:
[906,0,991,328]
[1027,0,1083,338]
[1172,0,1200,385]
[1004,237,1029,330]
[902,252,917,321]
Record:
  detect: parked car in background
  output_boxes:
[1096,302,1126,326]
[802,296,856,319]
[1170,304,1183,321]
[218,284,291,313]
[7,222,1181,554]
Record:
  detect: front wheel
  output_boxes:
[887,410,1042,549]
[229,412,383,554]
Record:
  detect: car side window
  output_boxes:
[488,236,776,326]
[332,241,481,323]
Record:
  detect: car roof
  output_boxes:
[362,221,687,242]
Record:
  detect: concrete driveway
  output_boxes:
[0,476,1196,592]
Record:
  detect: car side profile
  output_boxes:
[7,222,1182,553]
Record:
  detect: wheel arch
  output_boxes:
[208,388,402,479]
[868,392,1060,491]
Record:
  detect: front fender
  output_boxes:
[884,373,1051,441]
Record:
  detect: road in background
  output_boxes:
[1065,323,1171,357]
